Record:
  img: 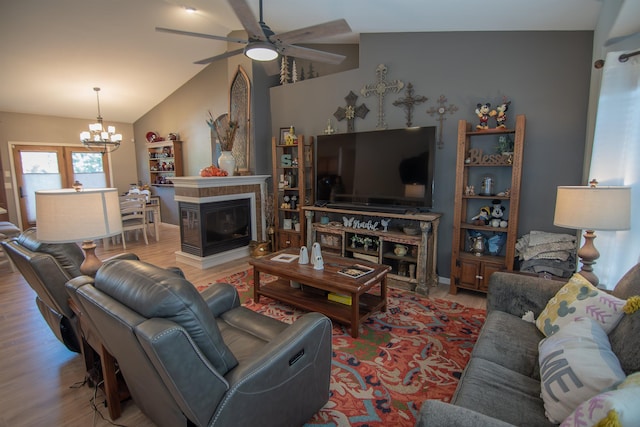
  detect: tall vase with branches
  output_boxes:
[207,111,238,175]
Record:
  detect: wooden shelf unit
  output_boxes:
[147,140,183,187]
[450,114,525,294]
[303,205,441,296]
[271,135,314,250]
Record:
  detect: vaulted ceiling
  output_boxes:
[0,0,605,123]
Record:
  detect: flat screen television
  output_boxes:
[315,127,436,211]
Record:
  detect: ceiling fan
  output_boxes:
[156,0,351,65]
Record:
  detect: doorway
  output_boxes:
[12,145,111,228]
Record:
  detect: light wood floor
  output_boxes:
[0,224,486,427]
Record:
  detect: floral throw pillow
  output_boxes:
[536,273,625,337]
[560,372,640,427]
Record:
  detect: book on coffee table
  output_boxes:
[338,264,375,279]
[327,292,352,306]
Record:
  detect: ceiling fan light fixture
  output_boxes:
[244,41,278,61]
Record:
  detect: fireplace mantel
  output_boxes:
[173,175,270,269]
[172,175,271,190]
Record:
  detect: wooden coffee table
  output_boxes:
[249,248,391,338]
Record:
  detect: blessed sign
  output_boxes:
[466,148,512,165]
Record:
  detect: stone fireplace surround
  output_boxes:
[172,175,270,269]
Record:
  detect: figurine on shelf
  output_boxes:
[285,126,297,145]
[465,185,475,196]
[496,188,511,197]
[495,100,511,129]
[475,103,495,130]
[471,206,491,225]
[281,195,291,209]
[489,200,508,228]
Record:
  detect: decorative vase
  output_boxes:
[394,244,408,257]
[218,151,236,176]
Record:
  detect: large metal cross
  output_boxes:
[334,90,369,133]
[361,64,404,130]
[393,83,428,127]
[426,95,458,149]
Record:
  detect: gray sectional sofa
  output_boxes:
[416,264,640,426]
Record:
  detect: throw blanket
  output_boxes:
[516,231,577,278]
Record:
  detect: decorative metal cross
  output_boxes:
[426,95,459,149]
[361,64,404,130]
[392,83,428,127]
[334,90,369,133]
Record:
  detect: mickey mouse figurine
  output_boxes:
[489,199,508,228]
[495,101,511,129]
[475,103,494,130]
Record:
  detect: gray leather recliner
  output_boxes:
[1,227,138,352]
[66,259,333,427]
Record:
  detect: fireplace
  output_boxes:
[180,198,251,257]
[172,175,270,269]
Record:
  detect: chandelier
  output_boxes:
[79,87,122,153]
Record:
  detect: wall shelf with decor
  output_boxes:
[148,140,183,187]
[450,114,525,294]
[271,133,314,250]
[303,206,441,295]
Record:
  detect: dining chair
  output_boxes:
[119,195,148,249]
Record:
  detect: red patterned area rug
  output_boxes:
[198,269,486,427]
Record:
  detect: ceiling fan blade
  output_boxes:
[274,19,351,45]
[156,27,247,45]
[227,0,267,41]
[279,45,346,64]
[194,48,244,65]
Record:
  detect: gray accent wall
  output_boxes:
[270,31,593,278]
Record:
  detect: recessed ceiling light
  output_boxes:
[184,6,197,14]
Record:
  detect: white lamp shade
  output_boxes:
[36,188,123,243]
[554,186,631,231]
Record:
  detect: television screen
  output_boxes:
[316,127,436,210]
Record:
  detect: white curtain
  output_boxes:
[588,51,640,289]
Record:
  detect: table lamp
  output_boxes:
[35,188,123,276]
[554,182,631,287]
